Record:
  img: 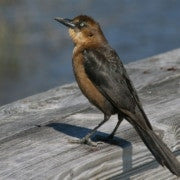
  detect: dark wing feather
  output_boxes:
[83,47,152,129]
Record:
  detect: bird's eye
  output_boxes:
[79,22,85,28]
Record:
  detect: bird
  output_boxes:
[55,15,180,176]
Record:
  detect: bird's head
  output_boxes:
[55,15,107,47]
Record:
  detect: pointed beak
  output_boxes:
[54,17,76,29]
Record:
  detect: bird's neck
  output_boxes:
[69,28,108,53]
[73,36,108,54]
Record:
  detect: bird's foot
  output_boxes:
[68,137,102,147]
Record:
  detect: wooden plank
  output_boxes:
[0,49,180,179]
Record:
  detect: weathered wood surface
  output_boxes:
[0,49,180,180]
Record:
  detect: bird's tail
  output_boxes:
[131,121,180,176]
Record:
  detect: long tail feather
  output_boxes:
[132,123,180,176]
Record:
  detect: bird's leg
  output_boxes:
[69,114,110,146]
[81,114,111,145]
[108,114,123,139]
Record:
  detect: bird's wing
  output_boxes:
[83,47,152,130]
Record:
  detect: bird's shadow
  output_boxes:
[47,122,130,147]
[47,122,159,179]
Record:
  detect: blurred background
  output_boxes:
[0,0,180,106]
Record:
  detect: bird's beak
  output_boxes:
[54,17,76,29]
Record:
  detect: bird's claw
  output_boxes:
[68,137,103,147]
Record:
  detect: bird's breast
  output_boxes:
[72,50,115,115]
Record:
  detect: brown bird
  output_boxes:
[55,15,180,176]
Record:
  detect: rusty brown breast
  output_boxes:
[72,46,115,115]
